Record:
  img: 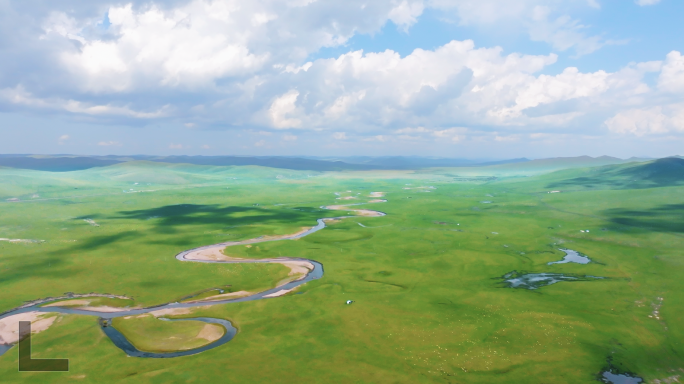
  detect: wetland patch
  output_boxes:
[501,271,604,289]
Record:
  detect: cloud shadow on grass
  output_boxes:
[602,203,684,234]
[115,204,315,234]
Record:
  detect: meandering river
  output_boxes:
[0,200,386,358]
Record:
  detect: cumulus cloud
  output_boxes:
[0,0,682,149]
[58,134,69,144]
[658,51,684,93]
[605,104,684,136]
[269,90,302,128]
[35,0,419,93]
[388,1,424,30]
[253,40,614,130]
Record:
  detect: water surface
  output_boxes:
[601,371,643,384]
[548,249,591,265]
[503,272,603,289]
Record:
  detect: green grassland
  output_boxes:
[0,160,683,383]
[111,316,225,353]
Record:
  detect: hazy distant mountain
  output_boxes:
[303,156,530,169]
[134,155,376,171]
[0,155,372,172]
[0,154,529,172]
[0,154,655,173]
[0,156,122,172]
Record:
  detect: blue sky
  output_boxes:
[0,0,683,159]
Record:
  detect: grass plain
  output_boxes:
[0,160,682,383]
[111,316,226,353]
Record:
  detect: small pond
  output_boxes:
[548,249,591,265]
[601,371,643,384]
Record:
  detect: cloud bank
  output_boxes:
[0,0,682,154]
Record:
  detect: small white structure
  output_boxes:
[346,300,353,305]
[548,190,561,193]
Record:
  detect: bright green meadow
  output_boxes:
[0,160,682,383]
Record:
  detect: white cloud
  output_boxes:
[58,134,69,144]
[98,141,121,146]
[394,126,466,142]
[430,0,614,56]
[635,0,661,6]
[388,1,424,30]
[492,67,611,118]
[253,42,673,135]
[169,143,183,149]
[255,40,564,129]
[39,0,418,92]
[0,86,169,118]
[282,134,298,141]
[1,0,682,148]
[528,6,622,56]
[269,90,302,128]
[53,4,268,92]
[658,51,684,93]
[605,104,684,136]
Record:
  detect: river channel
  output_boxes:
[0,202,386,358]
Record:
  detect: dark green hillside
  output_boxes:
[545,157,684,190]
[494,155,647,174]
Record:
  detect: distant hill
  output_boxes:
[0,154,656,174]
[546,157,684,190]
[0,154,529,172]
[133,156,375,171]
[310,156,530,169]
[489,155,649,173]
[0,156,122,172]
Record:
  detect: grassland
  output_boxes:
[111,316,225,352]
[0,160,682,383]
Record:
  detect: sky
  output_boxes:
[0,0,683,159]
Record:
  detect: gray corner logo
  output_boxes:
[18,321,69,372]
